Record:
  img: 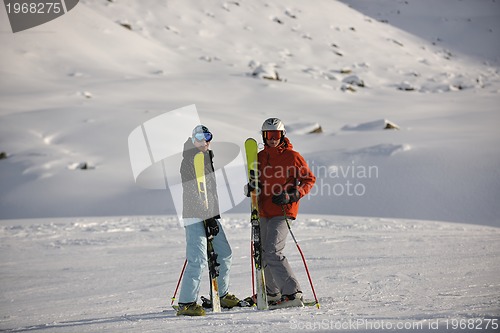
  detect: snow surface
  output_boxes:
[1,0,500,331]
[1,215,499,332]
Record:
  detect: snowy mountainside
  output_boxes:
[340,0,500,65]
[86,0,498,92]
[0,0,499,226]
[1,1,499,331]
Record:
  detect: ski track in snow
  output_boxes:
[1,215,499,332]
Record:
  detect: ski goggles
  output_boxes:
[193,131,213,142]
[263,130,283,140]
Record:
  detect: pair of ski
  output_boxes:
[193,151,222,312]
[244,138,269,310]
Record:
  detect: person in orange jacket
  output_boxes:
[247,117,316,308]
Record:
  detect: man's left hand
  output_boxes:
[272,189,300,205]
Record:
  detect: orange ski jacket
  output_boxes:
[257,137,316,219]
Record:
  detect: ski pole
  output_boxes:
[250,236,255,302]
[282,206,320,309]
[171,259,187,305]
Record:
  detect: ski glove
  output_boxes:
[204,218,220,238]
[244,182,255,197]
[272,188,301,206]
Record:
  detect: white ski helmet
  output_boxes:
[261,117,286,144]
[261,117,286,133]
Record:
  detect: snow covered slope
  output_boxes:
[1,0,499,226]
[1,215,498,332]
[1,1,499,330]
[340,0,500,65]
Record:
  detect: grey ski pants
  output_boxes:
[260,216,302,296]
